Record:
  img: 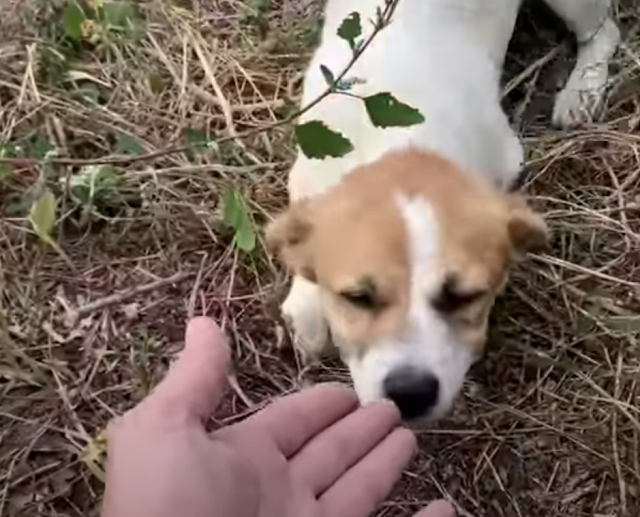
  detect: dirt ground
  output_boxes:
[1,1,640,516]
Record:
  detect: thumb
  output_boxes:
[148,316,231,421]
[413,500,456,517]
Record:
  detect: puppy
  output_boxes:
[267,0,620,421]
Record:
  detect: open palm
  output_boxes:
[101,317,455,517]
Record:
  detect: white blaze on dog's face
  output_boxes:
[267,149,547,421]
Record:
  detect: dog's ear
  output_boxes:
[265,201,317,282]
[504,194,548,259]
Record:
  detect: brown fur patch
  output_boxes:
[267,148,547,354]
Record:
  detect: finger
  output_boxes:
[413,501,457,517]
[290,400,401,495]
[147,316,230,421]
[244,383,358,457]
[319,428,416,517]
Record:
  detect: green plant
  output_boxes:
[294,121,354,159]
[293,2,424,160]
[64,164,127,224]
[240,0,270,37]
[114,132,145,156]
[0,1,417,170]
[28,188,75,269]
[183,128,217,161]
[0,0,421,257]
[61,0,143,47]
[0,144,18,184]
[220,187,257,253]
[35,1,145,89]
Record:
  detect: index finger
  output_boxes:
[244,383,358,457]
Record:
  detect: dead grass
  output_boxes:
[1,1,639,516]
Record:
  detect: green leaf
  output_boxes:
[0,145,15,183]
[37,46,69,85]
[602,316,640,335]
[29,190,58,243]
[337,12,361,52]
[29,133,55,160]
[235,218,256,252]
[184,128,213,147]
[62,1,86,42]
[69,164,120,205]
[574,311,597,338]
[0,164,13,183]
[184,128,215,161]
[148,74,165,94]
[102,1,137,28]
[240,0,269,27]
[374,6,386,29]
[319,65,335,88]
[220,187,256,252]
[363,92,425,128]
[221,187,241,228]
[115,133,144,155]
[294,120,353,160]
[250,0,270,13]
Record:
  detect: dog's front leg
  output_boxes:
[281,275,332,363]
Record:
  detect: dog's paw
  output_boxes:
[552,68,608,128]
[281,278,330,363]
[282,310,330,365]
[552,19,620,129]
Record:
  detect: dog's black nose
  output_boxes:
[383,367,439,420]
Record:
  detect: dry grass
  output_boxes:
[1,1,639,516]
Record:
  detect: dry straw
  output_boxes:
[0,1,639,516]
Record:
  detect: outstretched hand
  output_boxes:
[101,316,455,517]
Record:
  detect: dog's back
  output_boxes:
[289,0,526,202]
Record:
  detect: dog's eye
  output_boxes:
[340,289,378,310]
[433,277,486,314]
[339,277,383,311]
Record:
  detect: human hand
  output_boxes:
[101,316,455,517]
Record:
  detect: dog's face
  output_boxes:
[267,149,547,421]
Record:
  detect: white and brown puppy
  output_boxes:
[267,0,620,421]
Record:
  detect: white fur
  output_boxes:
[541,0,620,126]
[290,0,525,199]
[553,19,621,126]
[346,194,474,418]
[281,275,328,360]
[281,0,620,410]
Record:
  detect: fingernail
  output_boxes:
[366,398,402,419]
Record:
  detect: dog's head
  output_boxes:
[267,149,547,421]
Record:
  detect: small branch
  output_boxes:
[0,0,401,168]
[226,372,256,409]
[69,271,194,322]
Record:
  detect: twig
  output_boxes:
[612,352,627,516]
[0,0,401,168]
[226,372,256,409]
[191,32,238,139]
[502,47,560,99]
[70,271,194,322]
[532,253,640,288]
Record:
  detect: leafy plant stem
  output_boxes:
[336,91,363,100]
[0,0,401,168]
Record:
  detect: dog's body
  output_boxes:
[267,0,620,421]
